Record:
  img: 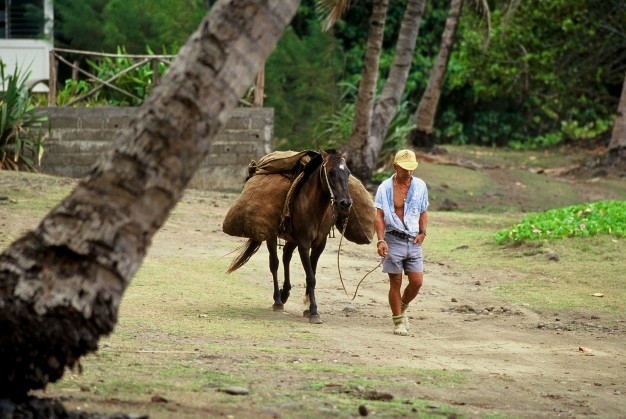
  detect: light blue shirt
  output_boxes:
[374,175,429,236]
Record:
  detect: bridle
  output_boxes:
[320,155,352,223]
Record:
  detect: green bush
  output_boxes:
[0,64,47,170]
[494,200,626,244]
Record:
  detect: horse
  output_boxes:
[227,150,353,324]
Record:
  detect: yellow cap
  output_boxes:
[394,149,418,170]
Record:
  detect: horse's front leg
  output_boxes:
[298,245,322,324]
[266,237,283,311]
[309,237,328,276]
[280,241,296,304]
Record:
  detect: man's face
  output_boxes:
[394,164,413,180]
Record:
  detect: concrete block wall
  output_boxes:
[35,107,273,191]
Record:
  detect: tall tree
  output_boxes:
[343,0,389,180]
[360,0,426,181]
[608,72,626,163]
[55,0,109,50]
[408,0,490,148]
[102,0,209,53]
[0,0,299,397]
[320,0,427,181]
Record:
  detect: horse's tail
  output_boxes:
[227,239,262,273]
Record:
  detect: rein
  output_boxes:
[336,209,384,301]
[320,159,335,210]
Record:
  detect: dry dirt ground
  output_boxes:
[152,188,626,418]
[1,150,625,418]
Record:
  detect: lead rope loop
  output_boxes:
[336,210,384,301]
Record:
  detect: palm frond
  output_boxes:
[316,0,353,31]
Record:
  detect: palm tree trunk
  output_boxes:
[367,0,426,176]
[0,0,299,397]
[608,73,626,153]
[345,0,389,181]
[408,0,464,149]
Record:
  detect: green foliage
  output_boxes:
[311,82,356,150]
[77,46,170,106]
[51,0,625,151]
[494,201,626,244]
[55,0,206,53]
[55,0,108,50]
[0,64,47,171]
[445,0,625,148]
[102,0,207,53]
[265,25,344,150]
[56,79,98,106]
[312,82,415,161]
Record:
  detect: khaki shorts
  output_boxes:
[382,233,423,274]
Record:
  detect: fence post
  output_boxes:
[152,59,159,86]
[48,50,57,107]
[254,63,265,107]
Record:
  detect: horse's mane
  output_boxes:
[289,149,341,202]
[299,149,342,184]
[279,149,345,235]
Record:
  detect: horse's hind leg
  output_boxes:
[280,241,296,304]
[266,237,283,311]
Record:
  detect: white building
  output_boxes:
[1,0,53,92]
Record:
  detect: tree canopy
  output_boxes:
[52,0,626,150]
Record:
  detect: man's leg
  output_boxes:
[388,273,403,315]
[401,271,423,306]
[400,271,423,331]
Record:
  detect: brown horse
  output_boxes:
[227,150,352,323]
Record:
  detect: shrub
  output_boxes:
[494,200,626,244]
[0,63,48,171]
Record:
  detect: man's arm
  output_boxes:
[419,211,428,235]
[375,208,386,242]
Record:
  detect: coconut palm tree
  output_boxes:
[608,72,626,162]
[343,0,389,179]
[319,0,427,181]
[0,0,300,397]
[361,0,426,180]
[408,0,490,149]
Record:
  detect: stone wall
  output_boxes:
[35,107,274,191]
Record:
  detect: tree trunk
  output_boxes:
[365,0,426,179]
[0,0,299,398]
[608,73,626,152]
[408,0,464,149]
[345,0,388,181]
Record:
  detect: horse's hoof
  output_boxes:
[309,314,323,324]
[280,289,290,304]
[272,303,284,311]
[302,309,310,317]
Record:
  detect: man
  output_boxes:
[374,149,429,336]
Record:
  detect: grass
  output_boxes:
[2,146,625,418]
[29,224,467,417]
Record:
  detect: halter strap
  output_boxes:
[320,159,335,205]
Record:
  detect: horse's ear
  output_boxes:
[320,150,328,159]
